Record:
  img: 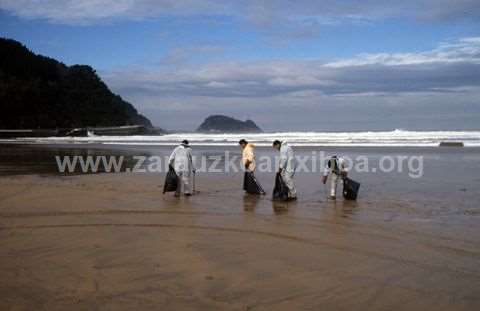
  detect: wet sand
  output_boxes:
[1,145,480,310]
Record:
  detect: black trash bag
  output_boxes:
[272,172,289,201]
[243,171,266,195]
[343,177,360,200]
[163,165,178,194]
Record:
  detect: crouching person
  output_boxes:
[169,140,195,197]
[273,140,297,200]
[322,155,347,200]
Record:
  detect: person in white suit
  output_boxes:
[273,140,297,200]
[322,155,347,200]
[169,140,195,197]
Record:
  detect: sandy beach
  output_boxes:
[1,144,480,310]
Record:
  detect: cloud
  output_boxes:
[0,0,228,24]
[157,44,226,66]
[1,0,479,26]
[104,37,480,99]
[97,36,480,130]
[325,37,480,67]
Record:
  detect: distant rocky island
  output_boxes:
[0,38,155,136]
[197,115,263,133]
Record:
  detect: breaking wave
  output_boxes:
[3,129,480,147]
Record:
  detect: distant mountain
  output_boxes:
[0,38,152,129]
[197,115,263,133]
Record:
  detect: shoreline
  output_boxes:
[1,128,480,148]
[1,144,479,310]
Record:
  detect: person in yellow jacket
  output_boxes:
[239,139,265,194]
[239,139,256,171]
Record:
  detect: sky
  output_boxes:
[1,0,480,131]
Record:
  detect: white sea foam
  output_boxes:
[2,129,480,147]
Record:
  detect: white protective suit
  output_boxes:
[169,144,195,195]
[323,156,347,198]
[279,142,297,198]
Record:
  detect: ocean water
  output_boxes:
[2,129,480,147]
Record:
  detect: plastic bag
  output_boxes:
[243,171,265,195]
[163,166,178,193]
[343,177,360,200]
[272,172,289,201]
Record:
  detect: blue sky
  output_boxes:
[1,1,480,131]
